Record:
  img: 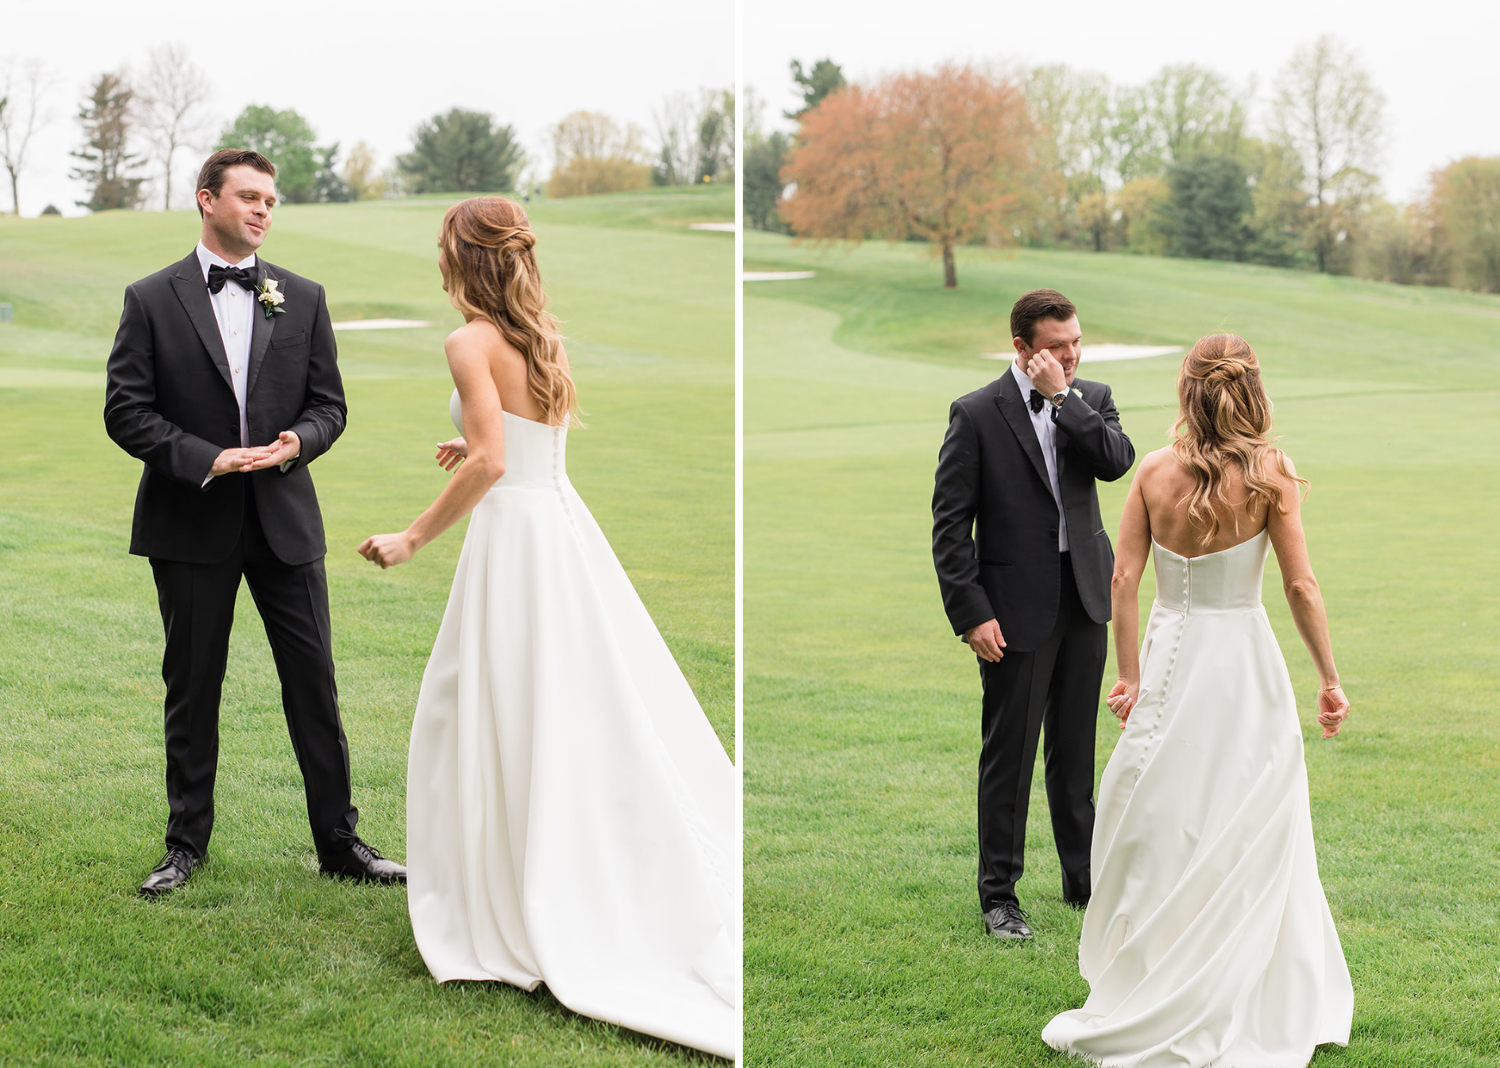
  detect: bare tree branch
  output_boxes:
[652,92,699,186]
[1273,35,1385,206]
[1272,35,1386,271]
[136,43,212,211]
[0,57,53,216]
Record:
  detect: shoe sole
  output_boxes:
[318,868,406,885]
[988,928,1033,940]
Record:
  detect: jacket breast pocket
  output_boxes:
[269,331,307,350]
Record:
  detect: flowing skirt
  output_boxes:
[1042,601,1352,1067]
[406,480,738,1058]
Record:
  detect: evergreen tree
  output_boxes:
[1159,154,1254,261]
[71,72,145,212]
[398,109,523,194]
[743,131,790,232]
[311,143,352,203]
[786,59,845,121]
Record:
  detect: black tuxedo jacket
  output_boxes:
[933,370,1135,651]
[104,251,346,565]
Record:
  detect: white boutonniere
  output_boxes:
[1071,387,1083,398]
[256,276,286,319]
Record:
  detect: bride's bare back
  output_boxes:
[1133,447,1275,558]
[1111,447,1348,739]
[449,316,567,426]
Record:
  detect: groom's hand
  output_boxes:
[210,446,275,476]
[246,431,301,471]
[965,619,1006,662]
[1024,348,1067,397]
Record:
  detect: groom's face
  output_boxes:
[1021,316,1082,384]
[202,165,277,256]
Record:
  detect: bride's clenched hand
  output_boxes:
[1106,678,1138,728]
[1316,685,1349,738]
[435,437,468,472]
[357,531,417,569]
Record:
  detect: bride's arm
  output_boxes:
[1266,453,1349,737]
[1107,462,1152,726]
[357,331,506,568]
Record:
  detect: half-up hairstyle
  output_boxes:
[1170,333,1307,545]
[440,196,580,427]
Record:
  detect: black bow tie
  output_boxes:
[207,264,257,294]
[1029,389,1047,414]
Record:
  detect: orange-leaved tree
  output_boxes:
[779,64,1033,288]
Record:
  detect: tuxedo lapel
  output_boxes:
[995,371,1051,489]
[245,262,276,397]
[168,253,234,393]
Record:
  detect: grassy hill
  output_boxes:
[0,185,732,1066]
[743,232,1500,1066]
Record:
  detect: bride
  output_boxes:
[1043,334,1352,1066]
[357,197,737,1058]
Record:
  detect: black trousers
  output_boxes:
[977,553,1106,910]
[149,480,358,858]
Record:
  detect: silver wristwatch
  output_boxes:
[1050,389,1068,409]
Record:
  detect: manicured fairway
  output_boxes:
[743,232,1500,1066]
[0,187,732,1066]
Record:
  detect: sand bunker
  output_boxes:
[982,343,1181,362]
[331,319,435,331]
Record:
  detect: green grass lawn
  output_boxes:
[0,185,733,1067]
[743,232,1500,1066]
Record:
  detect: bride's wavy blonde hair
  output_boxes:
[439,196,580,427]
[1170,333,1307,545]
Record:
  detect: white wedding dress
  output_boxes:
[406,392,738,1059]
[1043,528,1352,1067]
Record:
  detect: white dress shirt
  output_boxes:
[1010,360,1070,552]
[196,242,257,449]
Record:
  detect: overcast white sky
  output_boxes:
[745,0,1499,204]
[8,1,1493,217]
[3,0,733,216]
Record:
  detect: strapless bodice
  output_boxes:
[450,388,567,488]
[1151,527,1269,613]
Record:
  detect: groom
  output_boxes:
[104,148,404,896]
[932,289,1134,939]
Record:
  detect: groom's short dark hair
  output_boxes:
[1011,289,1078,346]
[195,149,277,217]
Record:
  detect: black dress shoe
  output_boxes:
[983,900,1033,940]
[139,847,199,897]
[318,836,407,884]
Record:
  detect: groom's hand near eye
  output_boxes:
[965,619,1006,662]
[1025,348,1067,397]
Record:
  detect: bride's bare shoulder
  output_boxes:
[1135,447,1180,478]
[446,318,525,364]
[447,317,499,348]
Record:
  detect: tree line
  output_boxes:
[0,48,734,216]
[745,40,1500,294]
